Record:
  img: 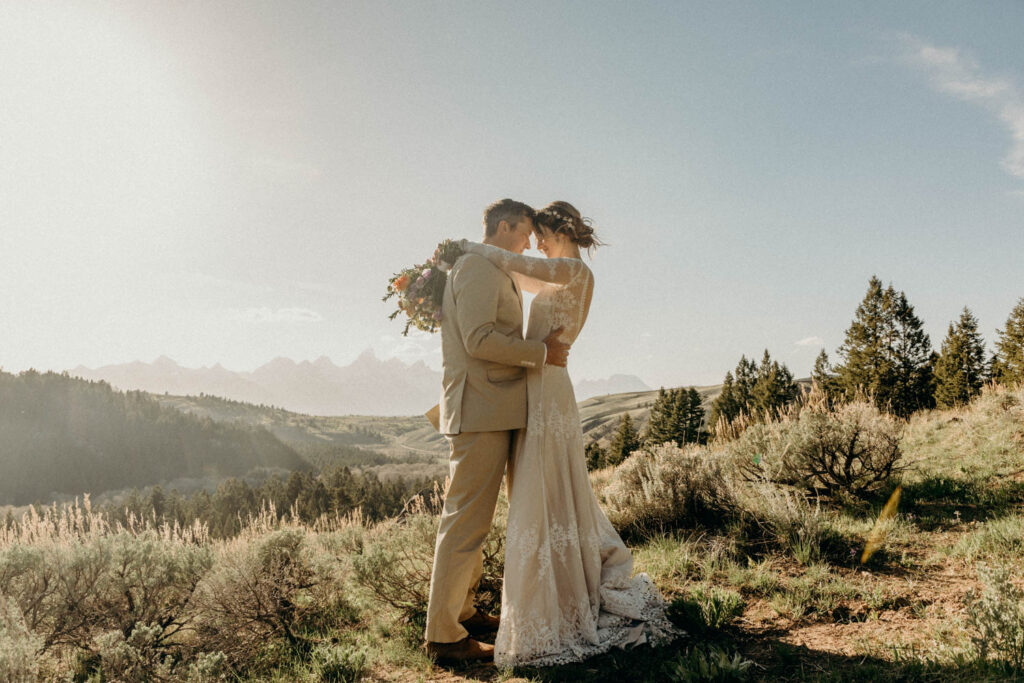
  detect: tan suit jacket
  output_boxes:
[438,252,546,435]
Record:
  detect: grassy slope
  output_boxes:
[160,380,740,451]
[156,383,721,476]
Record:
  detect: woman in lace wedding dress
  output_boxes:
[460,202,678,668]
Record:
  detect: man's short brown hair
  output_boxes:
[483,199,535,238]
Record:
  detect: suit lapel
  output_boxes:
[510,274,523,309]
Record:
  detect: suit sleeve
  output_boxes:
[452,255,547,368]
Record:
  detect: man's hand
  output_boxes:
[543,327,570,367]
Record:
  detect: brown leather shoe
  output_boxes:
[424,636,494,662]
[460,610,500,637]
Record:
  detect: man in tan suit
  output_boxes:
[424,199,569,661]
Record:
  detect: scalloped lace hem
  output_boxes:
[494,585,683,668]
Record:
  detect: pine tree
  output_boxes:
[888,290,936,416]
[733,356,757,410]
[993,297,1024,386]
[644,388,677,446]
[986,353,1001,383]
[836,276,890,401]
[683,387,706,444]
[811,349,840,401]
[709,372,740,428]
[585,441,607,471]
[934,307,987,408]
[667,388,687,443]
[751,349,798,417]
[836,277,934,417]
[711,352,798,430]
[607,412,641,467]
[645,387,706,446]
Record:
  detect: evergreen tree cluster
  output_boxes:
[98,466,433,539]
[814,282,1024,416]
[832,277,935,417]
[709,351,799,427]
[606,412,641,468]
[644,387,707,447]
[586,388,709,472]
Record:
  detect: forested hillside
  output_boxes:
[0,370,311,505]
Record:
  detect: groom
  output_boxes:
[424,199,570,662]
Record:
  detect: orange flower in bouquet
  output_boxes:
[383,239,465,336]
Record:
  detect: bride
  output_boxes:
[460,202,677,668]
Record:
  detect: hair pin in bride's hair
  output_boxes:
[540,209,577,235]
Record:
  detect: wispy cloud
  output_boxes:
[900,35,1024,182]
[796,336,824,347]
[228,307,324,323]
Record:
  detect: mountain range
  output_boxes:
[69,352,650,415]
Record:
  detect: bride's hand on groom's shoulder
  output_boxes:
[432,239,468,269]
[543,327,570,367]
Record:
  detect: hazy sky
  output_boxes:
[2,1,1022,387]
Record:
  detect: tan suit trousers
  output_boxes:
[424,430,511,643]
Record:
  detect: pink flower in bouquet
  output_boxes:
[384,238,462,336]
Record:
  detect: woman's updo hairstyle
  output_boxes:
[534,201,603,254]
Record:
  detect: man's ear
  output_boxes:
[497,219,510,234]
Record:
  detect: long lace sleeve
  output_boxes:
[460,240,588,291]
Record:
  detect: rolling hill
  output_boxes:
[0,369,312,506]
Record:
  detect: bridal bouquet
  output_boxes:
[384,239,465,335]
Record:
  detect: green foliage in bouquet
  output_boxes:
[383,239,465,336]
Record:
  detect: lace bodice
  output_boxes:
[460,241,594,347]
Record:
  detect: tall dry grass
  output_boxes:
[0,496,371,680]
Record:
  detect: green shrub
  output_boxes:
[661,644,754,681]
[95,531,213,645]
[93,623,174,681]
[194,527,336,668]
[353,511,504,625]
[601,443,851,562]
[731,400,904,499]
[604,443,739,540]
[311,642,369,683]
[736,486,848,564]
[953,516,1024,561]
[351,514,434,624]
[0,596,41,683]
[0,541,102,652]
[0,530,212,657]
[966,564,1024,670]
[184,651,229,682]
[668,586,745,635]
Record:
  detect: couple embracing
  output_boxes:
[424,199,677,667]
